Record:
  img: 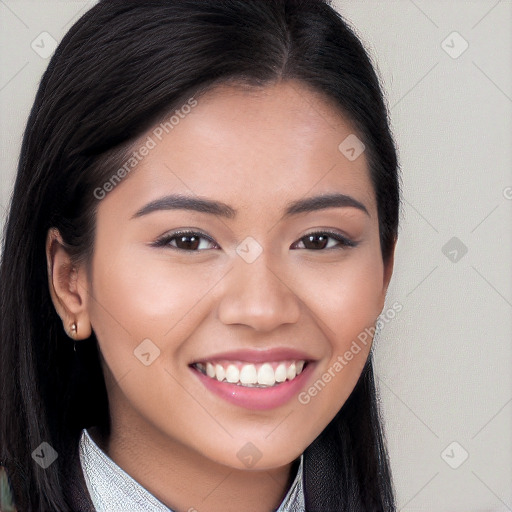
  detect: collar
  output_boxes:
[78,428,305,511]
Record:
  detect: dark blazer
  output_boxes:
[61,436,332,512]
[62,442,96,512]
[62,444,309,512]
[1,437,330,511]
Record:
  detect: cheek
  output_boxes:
[293,249,384,341]
[87,244,218,372]
[289,249,383,432]
[91,242,215,324]
[87,246,221,427]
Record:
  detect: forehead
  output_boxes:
[102,80,376,219]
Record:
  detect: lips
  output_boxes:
[188,348,316,409]
[193,360,306,387]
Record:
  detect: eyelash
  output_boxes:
[151,229,358,252]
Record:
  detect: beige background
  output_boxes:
[1,1,511,510]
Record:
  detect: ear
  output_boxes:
[45,228,92,340]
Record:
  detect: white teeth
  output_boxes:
[286,363,296,380]
[274,363,287,383]
[206,362,215,378]
[239,364,258,385]
[197,360,307,387]
[257,363,276,386]
[225,364,239,383]
[215,364,225,382]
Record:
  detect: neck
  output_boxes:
[89,422,299,512]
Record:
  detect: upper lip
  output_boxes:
[190,348,317,365]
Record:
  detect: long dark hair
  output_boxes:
[0,1,400,510]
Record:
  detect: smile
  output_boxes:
[192,360,306,388]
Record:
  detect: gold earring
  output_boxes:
[69,322,78,352]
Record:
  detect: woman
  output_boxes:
[0,0,400,510]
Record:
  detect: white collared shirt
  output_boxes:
[79,428,305,511]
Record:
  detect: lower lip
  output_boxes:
[191,363,314,411]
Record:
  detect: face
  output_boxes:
[57,80,393,471]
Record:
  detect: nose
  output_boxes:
[217,253,301,332]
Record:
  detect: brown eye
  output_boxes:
[153,231,218,251]
[172,233,202,251]
[293,231,357,250]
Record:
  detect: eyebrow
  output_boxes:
[131,192,369,219]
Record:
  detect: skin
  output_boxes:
[46,79,395,512]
